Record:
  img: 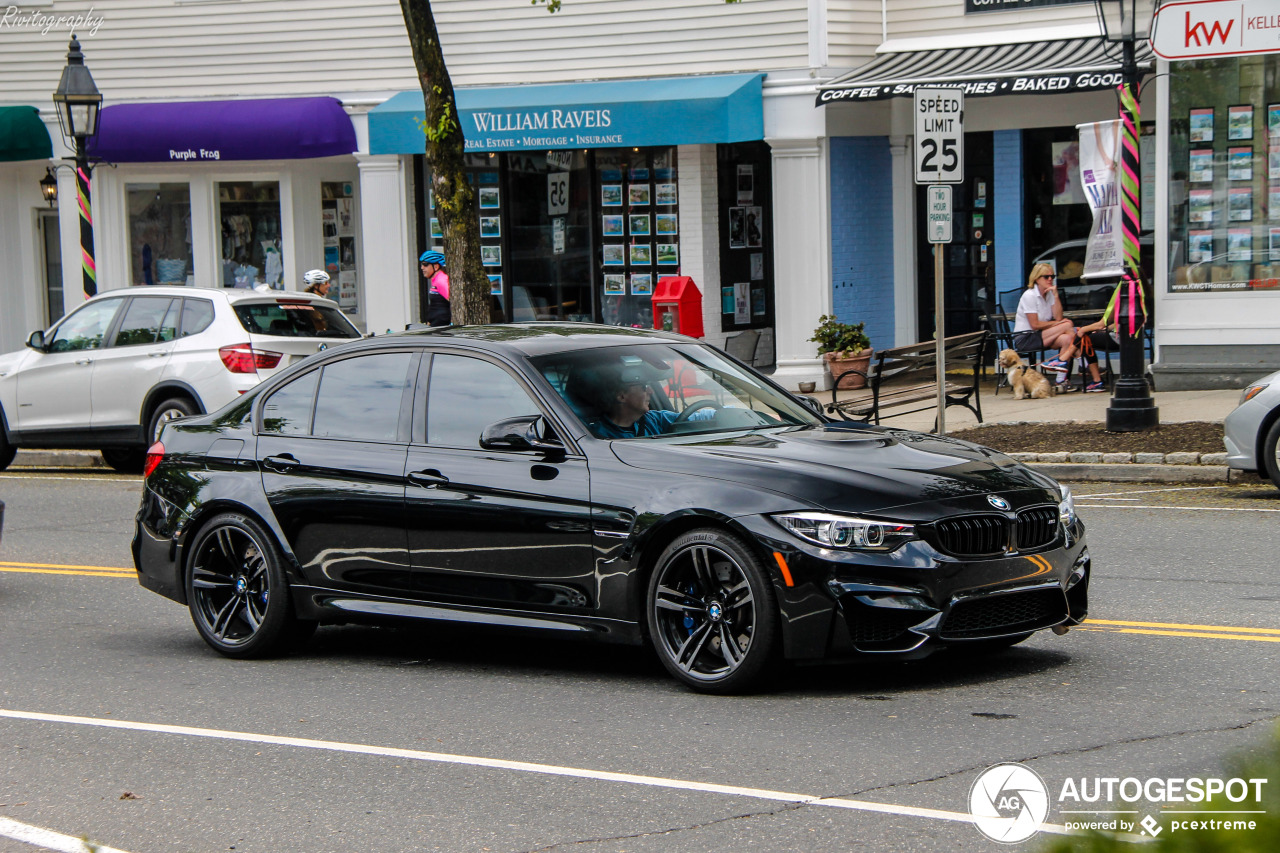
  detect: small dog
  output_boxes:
[998,349,1051,399]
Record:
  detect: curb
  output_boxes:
[13,450,106,468]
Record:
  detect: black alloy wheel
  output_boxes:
[0,424,14,472]
[149,397,198,445]
[647,528,779,693]
[185,512,313,658]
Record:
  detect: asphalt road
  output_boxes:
[1,469,1278,853]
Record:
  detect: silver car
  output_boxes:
[1223,368,1280,490]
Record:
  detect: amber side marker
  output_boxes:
[772,552,794,587]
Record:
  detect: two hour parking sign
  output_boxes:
[914,88,964,184]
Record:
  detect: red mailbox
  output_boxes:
[652,276,704,337]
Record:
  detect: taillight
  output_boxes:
[143,442,165,478]
[219,344,283,374]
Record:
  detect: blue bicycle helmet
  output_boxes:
[419,250,446,266]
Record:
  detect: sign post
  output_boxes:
[915,88,964,434]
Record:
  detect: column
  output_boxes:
[767,137,831,390]
[890,135,917,347]
[356,154,414,335]
[676,144,722,346]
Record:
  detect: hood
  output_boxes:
[609,423,1061,519]
[0,347,33,381]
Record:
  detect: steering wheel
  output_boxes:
[674,399,721,423]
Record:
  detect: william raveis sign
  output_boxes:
[465,108,623,151]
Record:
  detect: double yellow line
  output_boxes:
[0,560,134,578]
[1080,618,1280,644]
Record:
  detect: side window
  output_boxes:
[180,299,214,337]
[427,354,540,448]
[261,370,319,435]
[313,353,413,442]
[45,298,124,353]
[112,297,174,347]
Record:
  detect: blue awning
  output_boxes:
[369,73,764,155]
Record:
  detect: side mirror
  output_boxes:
[795,394,826,418]
[26,330,45,351]
[480,415,565,454]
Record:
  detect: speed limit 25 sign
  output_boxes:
[914,88,964,184]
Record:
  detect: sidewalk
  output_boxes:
[832,382,1245,483]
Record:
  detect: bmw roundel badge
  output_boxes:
[987,495,1011,510]
[318,343,328,351]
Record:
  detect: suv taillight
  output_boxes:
[219,344,283,374]
[143,442,165,478]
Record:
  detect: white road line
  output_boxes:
[0,816,133,853]
[1076,504,1280,512]
[0,707,1073,837]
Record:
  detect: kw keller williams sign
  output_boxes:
[1152,0,1280,60]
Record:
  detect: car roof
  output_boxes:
[356,323,695,358]
[89,286,334,305]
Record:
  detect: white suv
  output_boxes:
[0,286,362,472]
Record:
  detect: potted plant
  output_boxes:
[810,314,872,389]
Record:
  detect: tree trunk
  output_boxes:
[399,0,489,325]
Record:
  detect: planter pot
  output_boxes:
[824,349,873,390]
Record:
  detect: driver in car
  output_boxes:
[586,363,714,439]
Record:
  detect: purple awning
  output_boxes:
[86,97,356,163]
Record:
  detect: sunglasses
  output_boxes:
[1040,274,1056,280]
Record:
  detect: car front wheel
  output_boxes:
[1262,418,1280,493]
[646,528,779,694]
[185,512,312,658]
[0,424,15,471]
[100,448,145,474]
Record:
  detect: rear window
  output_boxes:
[233,301,360,340]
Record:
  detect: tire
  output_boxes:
[100,447,145,474]
[148,396,198,445]
[0,427,14,472]
[646,528,780,694]
[1262,418,1280,493]
[185,512,311,659]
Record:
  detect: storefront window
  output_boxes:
[1169,55,1280,293]
[597,146,678,327]
[127,183,193,286]
[218,181,283,289]
[321,181,359,312]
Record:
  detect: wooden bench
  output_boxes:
[826,330,988,427]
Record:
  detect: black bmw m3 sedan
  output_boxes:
[133,324,1089,693]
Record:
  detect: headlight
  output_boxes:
[1241,383,1268,405]
[773,512,915,552]
[1058,483,1077,529]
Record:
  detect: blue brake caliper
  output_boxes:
[683,583,697,636]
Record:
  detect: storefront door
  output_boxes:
[915,132,993,339]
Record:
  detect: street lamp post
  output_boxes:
[1095,0,1159,432]
[51,34,102,301]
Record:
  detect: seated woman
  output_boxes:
[1014,262,1082,389]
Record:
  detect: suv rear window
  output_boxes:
[233,301,360,339]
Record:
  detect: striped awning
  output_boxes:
[817,37,1154,104]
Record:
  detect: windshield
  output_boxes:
[233,300,360,339]
[531,343,822,440]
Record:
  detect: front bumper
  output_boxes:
[738,515,1090,661]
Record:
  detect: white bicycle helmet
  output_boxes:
[303,269,331,286]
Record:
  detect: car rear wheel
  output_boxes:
[185,512,312,658]
[646,528,779,694]
[1262,418,1280,493]
[100,448,145,474]
[148,397,198,444]
[0,425,15,472]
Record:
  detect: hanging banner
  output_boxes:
[1077,120,1123,279]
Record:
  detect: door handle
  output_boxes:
[74,357,94,365]
[262,454,300,473]
[407,469,450,487]
[148,351,168,358]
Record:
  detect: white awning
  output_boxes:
[817,37,1155,105]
